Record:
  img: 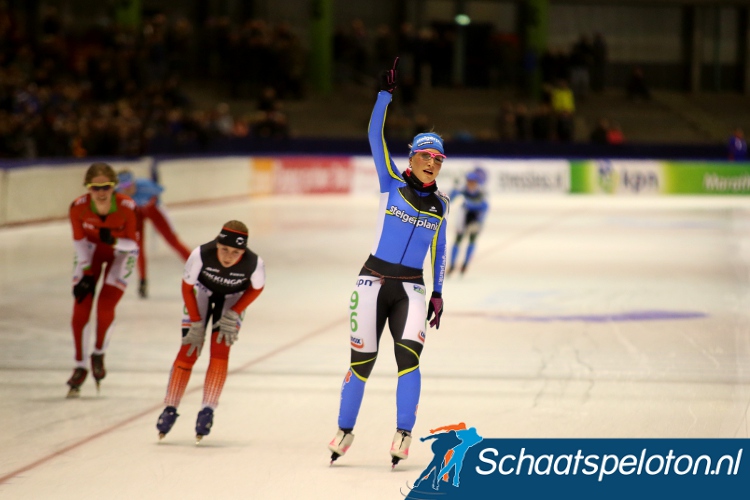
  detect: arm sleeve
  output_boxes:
[70,203,93,278]
[230,256,266,314]
[69,201,86,240]
[114,200,139,253]
[73,238,94,278]
[182,247,202,285]
[478,199,489,223]
[181,248,203,322]
[181,281,201,322]
[430,205,449,294]
[368,91,402,192]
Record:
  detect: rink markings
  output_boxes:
[474,209,582,263]
[0,317,345,486]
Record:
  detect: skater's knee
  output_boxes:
[350,350,377,380]
[210,332,230,360]
[395,340,422,373]
[176,345,201,366]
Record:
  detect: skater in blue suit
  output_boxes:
[328,58,450,467]
[448,168,489,276]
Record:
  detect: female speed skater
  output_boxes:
[448,168,489,276]
[328,57,450,467]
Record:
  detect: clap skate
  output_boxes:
[390,429,412,468]
[90,353,106,392]
[195,407,214,444]
[66,367,88,398]
[328,428,354,464]
[138,279,148,299]
[156,406,179,440]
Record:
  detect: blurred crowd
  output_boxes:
[0,6,292,159]
[0,3,655,159]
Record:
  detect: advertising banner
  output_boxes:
[570,160,664,195]
[439,159,569,195]
[663,161,750,195]
[403,423,749,499]
[571,160,750,195]
[273,156,353,194]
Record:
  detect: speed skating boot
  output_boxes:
[328,428,354,464]
[66,367,88,398]
[91,353,106,392]
[390,429,412,468]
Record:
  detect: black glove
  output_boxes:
[99,227,115,245]
[426,291,443,329]
[379,57,399,93]
[73,275,96,303]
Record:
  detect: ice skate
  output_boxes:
[328,428,354,464]
[195,407,214,444]
[156,406,179,440]
[390,430,412,468]
[90,353,106,392]
[66,367,88,398]
[138,279,148,299]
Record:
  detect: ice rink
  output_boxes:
[2,193,750,499]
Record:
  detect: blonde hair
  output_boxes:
[84,162,118,185]
[222,220,248,234]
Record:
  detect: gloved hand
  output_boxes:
[426,292,443,329]
[217,309,240,346]
[182,320,205,357]
[73,274,96,303]
[99,227,115,245]
[379,57,399,93]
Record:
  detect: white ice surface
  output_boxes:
[2,194,750,499]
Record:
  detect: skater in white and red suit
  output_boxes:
[155,220,265,442]
[67,162,139,397]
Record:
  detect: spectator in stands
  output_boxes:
[626,67,651,101]
[556,111,574,142]
[569,35,593,101]
[514,103,530,142]
[606,122,624,145]
[251,110,289,139]
[550,79,575,115]
[728,127,748,161]
[590,118,610,144]
[591,33,607,92]
[531,103,554,141]
[496,102,516,141]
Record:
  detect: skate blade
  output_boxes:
[66,388,80,399]
[95,381,101,394]
[158,433,166,440]
[195,435,204,444]
[391,456,401,469]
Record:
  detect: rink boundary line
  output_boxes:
[0,317,345,486]
[0,194,252,230]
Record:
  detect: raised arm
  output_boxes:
[368,58,402,192]
[368,91,401,191]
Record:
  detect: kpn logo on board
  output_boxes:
[595,160,662,194]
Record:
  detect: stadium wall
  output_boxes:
[1,156,749,226]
